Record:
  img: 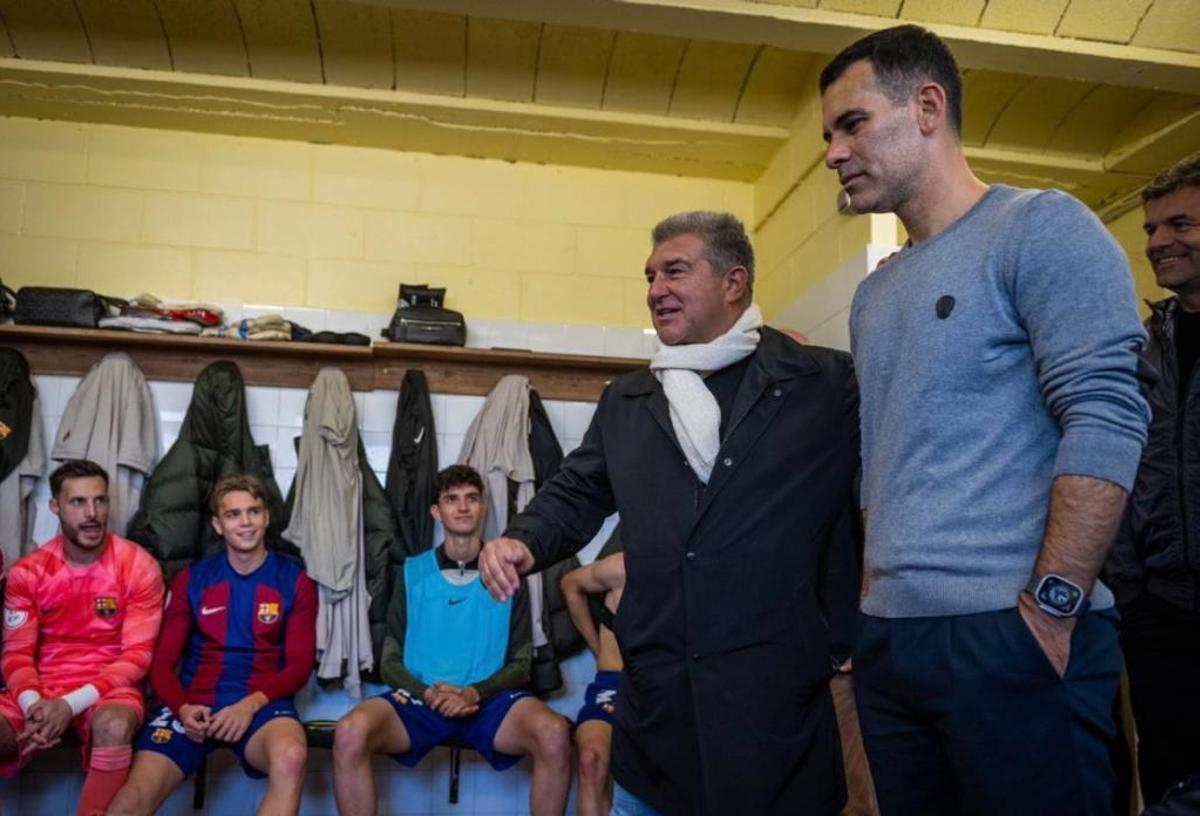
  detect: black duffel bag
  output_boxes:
[382,284,466,346]
[14,287,106,328]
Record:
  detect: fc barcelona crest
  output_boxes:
[151,728,173,744]
[94,596,119,618]
[257,602,280,624]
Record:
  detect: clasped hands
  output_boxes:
[423,682,480,718]
[179,692,267,744]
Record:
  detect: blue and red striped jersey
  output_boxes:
[149,550,317,713]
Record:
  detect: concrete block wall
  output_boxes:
[0,115,752,331]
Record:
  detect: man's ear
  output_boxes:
[48,496,60,517]
[430,503,442,523]
[915,81,948,136]
[724,266,749,305]
[211,515,222,537]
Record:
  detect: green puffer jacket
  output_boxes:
[128,361,286,583]
[282,437,400,675]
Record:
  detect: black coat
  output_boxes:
[506,328,860,816]
[128,361,285,582]
[526,388,586,694]
[385,369,438,560]
[1107,297,1200,613]
[0,348,34,484]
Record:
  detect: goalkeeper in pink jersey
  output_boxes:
[0,460,164,816]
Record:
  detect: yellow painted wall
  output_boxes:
[1108,204,1166,315]
[756,163,874,320]
[0,116,752,329]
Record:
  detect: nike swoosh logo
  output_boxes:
[448,598,466,606]
[414,427,425,445]
[200,606,226,616]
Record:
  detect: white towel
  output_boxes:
[649,304,763,483]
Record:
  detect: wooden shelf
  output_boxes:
[0,324,646,401]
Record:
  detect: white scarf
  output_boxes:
[650,304,762,483]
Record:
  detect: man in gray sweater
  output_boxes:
[820,25,1150,816]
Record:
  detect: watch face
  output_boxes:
[1039,576,1082,613]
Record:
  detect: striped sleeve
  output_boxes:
[2,559,43,699]
[149,568,194,715]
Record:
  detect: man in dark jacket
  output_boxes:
[1106,153,1200,806]
[480,211,860,815]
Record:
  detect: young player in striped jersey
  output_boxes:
[0,459,165,816]
[109,475,316,816]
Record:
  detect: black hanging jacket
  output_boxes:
[0,348,34,484]
[385,369,438,562]
[128,361,285,582]
[526,389,586,694]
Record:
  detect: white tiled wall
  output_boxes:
[2,309,623,815]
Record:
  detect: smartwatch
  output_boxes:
[1024,573,1090,618]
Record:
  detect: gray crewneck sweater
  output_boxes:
[851,185,1150,618]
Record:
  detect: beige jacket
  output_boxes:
[458,374,547,646]
[283,368,372,696]
[52,353,157,536]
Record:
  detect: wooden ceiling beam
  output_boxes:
[360,0,1200,94]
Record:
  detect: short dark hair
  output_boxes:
[651,211,755,304]
[434,465,485,500]
[1143,154,1200,203]
[49,459,109,497]
[210,474,270,515]
[819,24,964,136]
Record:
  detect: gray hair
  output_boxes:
[650,211,754,304]
[1143,154,1200,203]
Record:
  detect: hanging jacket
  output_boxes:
[385,369,438,562]
[459,376,585,695]
[128,361,285,582]
[0,349,45,569]
[283,368,373,697]
[1107,296,1200,613]
[52,353,157,536]
[282,436,399,677]
[0,348,34,484]
[527,389,585,694]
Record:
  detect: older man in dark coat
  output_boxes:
[480,211,860,816]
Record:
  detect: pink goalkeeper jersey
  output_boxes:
[2,534,164,699]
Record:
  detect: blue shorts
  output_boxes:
[380,687,531,770]
[134,701,300,779]
[576,670,620,726]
